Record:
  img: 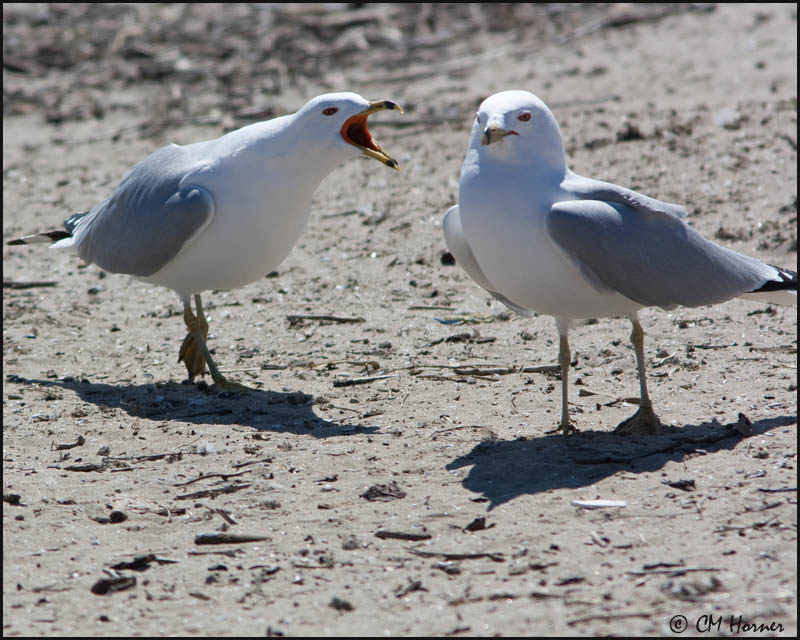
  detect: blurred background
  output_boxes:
[3,3,714,132]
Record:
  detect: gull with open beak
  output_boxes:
[9,92,403,389]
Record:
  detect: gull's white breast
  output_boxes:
[458,159,642,319]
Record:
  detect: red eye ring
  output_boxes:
[323,107,338,116]
[518,112,531,122]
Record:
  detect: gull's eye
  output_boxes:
[322,107,338,116]
[518,112,531,122]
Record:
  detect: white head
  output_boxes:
[292,92,403,170]
[470,90,566,173]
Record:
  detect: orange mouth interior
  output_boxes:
[341,114,381,151]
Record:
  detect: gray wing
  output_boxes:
[563,170,688,220]
[443,205,534,317]
[73,144,214,277]
[547,199,779,309]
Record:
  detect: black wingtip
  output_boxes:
[8,212,87,246]
[7,230,73,246]
[751,266,798,294]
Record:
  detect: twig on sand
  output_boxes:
[520,364,562,374]
[176,483,251,501]
[286,314,365,325]
[714,515,781,534]
[52,435,85,451]
[625,566,722,577]
[194,532,271,545]
[376,530,432,541]
[395,363,561,376]
[407,549,505,563]
[3,280,58,289]
[173,470,251,487]
[231,457,274,469]
[333,374,398,388]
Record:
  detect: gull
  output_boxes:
[444,90,796,435]
[9,92,403,389]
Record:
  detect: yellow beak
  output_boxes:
[341,100,404,170]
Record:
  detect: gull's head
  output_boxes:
[295,92,403,170]
[471,90,566,171]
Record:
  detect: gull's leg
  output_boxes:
[556,318,576,435]
[558,334,574,435]
[614,314,662,435]
[179,294,249,391]
[179,295,208,381]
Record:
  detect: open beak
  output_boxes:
[482,125,517,146]
[341,99,404,170]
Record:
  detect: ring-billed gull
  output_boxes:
[9,92,403,389]
[444,90,796,435]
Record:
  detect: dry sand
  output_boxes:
[3,3,796,636]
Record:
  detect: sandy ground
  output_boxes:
[3,3,797,637]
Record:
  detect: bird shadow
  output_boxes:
[7,375,380,437]
[446,414,797,510]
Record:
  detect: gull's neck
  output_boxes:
[211,115,345,188]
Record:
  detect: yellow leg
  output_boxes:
[178,294,249,391]
[614,317,662,435]
[178,295,209,380]
[558,334,575,435]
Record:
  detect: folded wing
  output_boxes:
[72,144,215,277]
[546,197,785,310]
